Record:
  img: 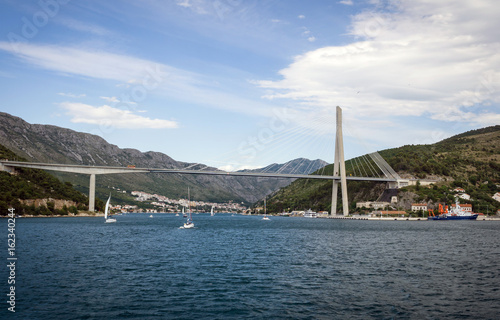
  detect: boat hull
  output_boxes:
[428,215,478,220]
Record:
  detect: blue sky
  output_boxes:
[1,0,499,170]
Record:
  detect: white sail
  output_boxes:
[211,206,214,216]
[104,194,111,220]
[104,194,116,223]
[181,187,194,228]
[262,198,270,220]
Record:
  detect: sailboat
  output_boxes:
[182,187,194,229]
[210,206,215,216]
[104,194,116,223]
[182,207,187,218]
[262,198,270,220]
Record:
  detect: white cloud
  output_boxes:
[0,41,277,118]
[58,92,86,98]
[60,102,178,129]
[302,27,316,42]
[218,164,262,172]
[257,0,500,135]
[176,0,191,8]
[0,41,193,86]
[100,96,120,103]
[175,0,208,14]
[58,18,113,36]
[298,15,305,19]
[339,0,353,5]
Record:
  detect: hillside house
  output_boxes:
[458,193,471,200]
[411,203,428,212]
[492,192,500,202]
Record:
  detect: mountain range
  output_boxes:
[0,112,327,204]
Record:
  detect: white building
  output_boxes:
[411,203,427,212]
[356,201,390,209]
[492,192,500,203]
[458,193,471,200]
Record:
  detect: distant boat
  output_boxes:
[182,207,187,218]
[104,194,116,223]
[149,214,153,218]
[262,198,270,220]
[303,209,317,218]
[182,187,194,229]
[211,206,215,216]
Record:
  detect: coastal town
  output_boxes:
[108,189,247,214]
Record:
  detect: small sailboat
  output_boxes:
[262,198,270,220]
[181,187,194,229]
[182,207,187,218]
[210,206,215,216]
[104,194,116,223]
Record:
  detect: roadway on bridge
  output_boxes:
[0,160,397,182]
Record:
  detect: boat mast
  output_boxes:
[188,187,191,220]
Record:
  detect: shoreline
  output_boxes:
[4,213,500,221]
[323,215,500,221]
[251,213,500,221]
[3,212,106,218]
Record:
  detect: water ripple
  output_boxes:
[2,215,499,319]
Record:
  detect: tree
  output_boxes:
[47,201,55,213]
[69,206,78,215]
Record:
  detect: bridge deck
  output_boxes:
[0,160,396,182]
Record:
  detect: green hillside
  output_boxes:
[262,126,500,215]
[0,144,91,215]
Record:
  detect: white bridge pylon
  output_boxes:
[331,106,349,216]
[0,107,400,214]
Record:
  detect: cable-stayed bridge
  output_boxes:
[0,107,406,215]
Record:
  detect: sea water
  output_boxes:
[1,214,499,319]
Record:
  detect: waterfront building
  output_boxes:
[411,203,428,212]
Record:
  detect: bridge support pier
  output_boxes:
[331,107,349,216]
[89,174,95,212]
